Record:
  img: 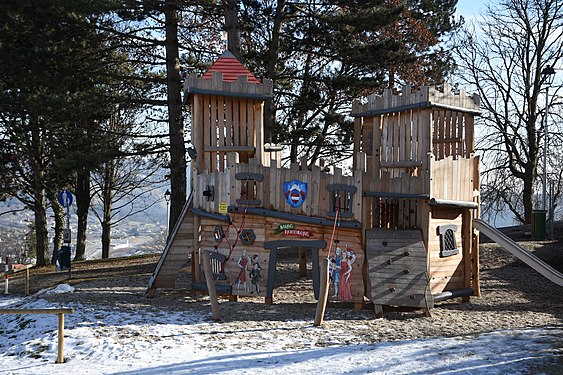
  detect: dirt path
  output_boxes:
[4,232,563,344]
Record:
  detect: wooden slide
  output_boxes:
[146,191,195,297]
[473,219,563,287]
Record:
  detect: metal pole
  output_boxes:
[549,182,555,240]
[543,86,548,211]
[166,200,170,235]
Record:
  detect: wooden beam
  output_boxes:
[380,161,423,169]
[0,308,74,363]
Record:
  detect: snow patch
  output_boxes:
[45,284,75,294]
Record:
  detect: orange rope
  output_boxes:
[213,189,250,269]
[326,207,340,259]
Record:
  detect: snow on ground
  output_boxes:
[1,286,562,375]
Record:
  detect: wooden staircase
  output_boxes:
[146,192,195,298]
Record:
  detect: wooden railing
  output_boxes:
[430,155,480,202]
[0,307,75,363]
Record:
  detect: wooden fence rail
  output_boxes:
[0,307,75,363]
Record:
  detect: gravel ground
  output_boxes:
[5,229,563,345]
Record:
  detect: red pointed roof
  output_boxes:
[202,50,261,84]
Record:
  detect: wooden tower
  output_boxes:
[351,84,481,316]
[185,50,276,173]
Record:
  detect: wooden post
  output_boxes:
[298,247,307,277]
[462,209,472,302]
[202,250,222,321]
[313,257,330,326]
[0,308,74,364]
[57,313,65,363]
[25,267,30,296]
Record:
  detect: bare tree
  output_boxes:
[454,0,563,224]
[90,110,166,259]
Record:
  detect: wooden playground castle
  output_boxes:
[147,51,482,316]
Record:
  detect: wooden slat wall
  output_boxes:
[432,109,474,160]
[194,217,364,302]
[187,71,272,174]
[193,160,363,221]
[431,156,478,202]
[426,208,465,294]
[198,216,268,297]
[195,95,263,172]
[367,197,420,230]
[351,84,479,184]
[185,71,273,99]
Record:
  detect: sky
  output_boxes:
[1,286,562,375]
[457,0,489,19]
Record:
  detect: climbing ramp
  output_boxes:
[146,191,195,297]
[473,219,563,286]
[366,229,434,317]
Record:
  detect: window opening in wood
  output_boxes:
[331,190,351,213]
[438,224,459,257]
[326,184,357,218]
[241,180,257,201]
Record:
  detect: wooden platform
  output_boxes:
[366,229,434,317]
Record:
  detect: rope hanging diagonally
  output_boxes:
[212,186,251,269]
[327,207,340,260]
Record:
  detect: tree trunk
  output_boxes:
[29,115,49,266]
[523,164,535,224]
[33,189,49,267]
[74,168,91,261]
[101,163,113,259]
[47,190,65,265]
[101,220,111,259]
[263,0,286,143]
[223,0,241,59]
[164,0,187,232]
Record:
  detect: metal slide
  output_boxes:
[473,219,563,287]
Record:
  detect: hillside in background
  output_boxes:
[0,197,168,261]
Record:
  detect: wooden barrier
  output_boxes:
[5,264,33,296]
[0,307,75,363]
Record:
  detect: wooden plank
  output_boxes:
[445,109,451,158]
[373,116,381,176]
[382,114,389,164]
[217,95,226,171]
[246,99,254,149]
[465,114,474,157]
[392,113,399,170]
[225,97,233,147]
[398,112,406,163]
[210,95,218,171]
[203,96,211,172]
[255,100,263,164]
[370,292,431,308]
[192,94,203,174]
[233,98,241,147]
[353,117,362,170]
[240,99,248,147]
